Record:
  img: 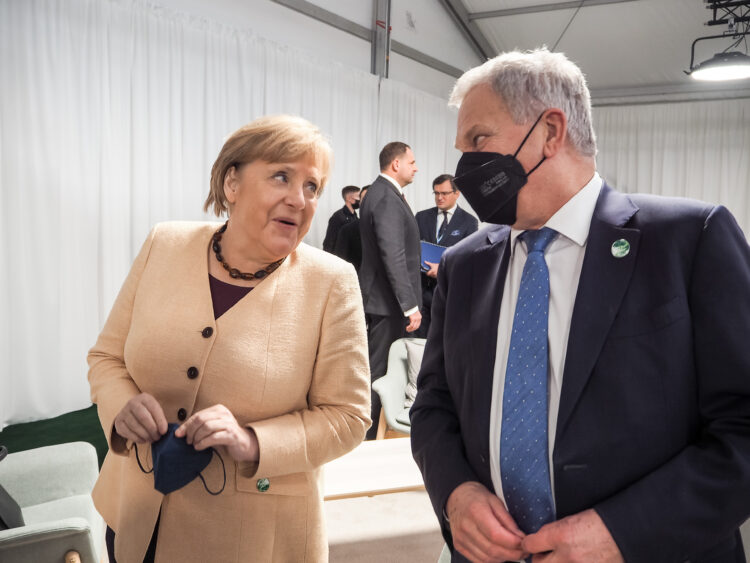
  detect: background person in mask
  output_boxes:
[334,184,369,271]
[88,115,371,563]
[322,184,360,252]
[410,48,750,563]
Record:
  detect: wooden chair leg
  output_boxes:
[65,550,82,563]
[376,409,387,440]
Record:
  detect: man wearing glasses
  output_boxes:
[415,174,478,338]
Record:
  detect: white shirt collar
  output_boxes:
[438,204,457,217]
[379,173,404,195]
[509,172,602,250]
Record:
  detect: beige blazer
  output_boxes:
[88,222,371,563]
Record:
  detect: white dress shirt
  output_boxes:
[377,173,418,317]
[379,173,405,196]
[489,173,603,514]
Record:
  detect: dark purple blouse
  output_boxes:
[209,274,253,319]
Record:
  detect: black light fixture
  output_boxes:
[686,1,750,81]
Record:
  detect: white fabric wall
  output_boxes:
[0,0,458,428]
[1,0,749,428]
[594,100,750,232]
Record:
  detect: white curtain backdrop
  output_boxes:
[594,99,750,231]
[377,78,462,210]
[1,0,749,428]
[0,0,458,428]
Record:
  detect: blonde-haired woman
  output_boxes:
[88,115,371,562]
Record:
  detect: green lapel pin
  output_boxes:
[611,239,630,258]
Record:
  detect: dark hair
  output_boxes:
[360,184,370,194]
[432,174,457,191]
[341,185,360,200]
[379,142,410,172]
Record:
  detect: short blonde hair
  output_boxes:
[204,115,333,216]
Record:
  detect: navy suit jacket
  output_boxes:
[416,205,479,246]
[411,183,750,562]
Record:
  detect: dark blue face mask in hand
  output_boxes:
[454,112,546,226]
[135,423,225,496]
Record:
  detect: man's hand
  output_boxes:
[424,261,439,278]
[405,310,422,332]
[446,481,527,563]
[522,509,623,563]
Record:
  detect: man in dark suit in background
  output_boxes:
[360,142,421,439]
[415,174,478,338]
[411,47,750,562]
[334,185,369,272]
[322,185,360,252]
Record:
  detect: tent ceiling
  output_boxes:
[450,0,750,104]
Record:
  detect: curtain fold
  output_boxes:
[0,0,457,427]
[594,100,750,229]
[2,0,749,428]
[377,79,462,212]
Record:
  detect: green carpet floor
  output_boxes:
[0,405,108,467]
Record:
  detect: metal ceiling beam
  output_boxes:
[270,0,463,78]
[391,41,464,77]
[591,82,750,106]
[438,0,495,60]
[469,0,640,20]
[270,0,370,41]
[371,0,391,77]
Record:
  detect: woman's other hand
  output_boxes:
[175,404,260,463]
[114,393,168,444]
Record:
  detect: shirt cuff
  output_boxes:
[404,306,419,317]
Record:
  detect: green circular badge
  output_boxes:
[611,239,630,258]
[256,478,270,492]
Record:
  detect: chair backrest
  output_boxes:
[437,542,451,563]
[0,441,104,563]
[0,442,99,507]
[385,338,409,386]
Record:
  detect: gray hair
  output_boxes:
[449,47,596,157]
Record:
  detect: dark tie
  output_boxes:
[500,227,557,535]
[437,211,448,243]
[400,192,410,209]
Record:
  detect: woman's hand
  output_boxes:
[114,393,168,444]
[175,404,260,463]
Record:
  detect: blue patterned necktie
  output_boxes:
[437,211,448,243]
[500,227,557,535]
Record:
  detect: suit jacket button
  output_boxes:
[202,327,213,338]
[177,408,187,421]
[257,478,270,492]
[187,366,199,379]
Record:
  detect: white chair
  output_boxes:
[0,442,104,563]
[372,337,427,439]
[437,542,451,562]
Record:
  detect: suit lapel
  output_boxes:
[556,184,641,437]
[428,209,438,244]
[444,207,467,244]
[469,226,511,453]
[378,176,412,214]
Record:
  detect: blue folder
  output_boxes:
[421,241,447,271]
